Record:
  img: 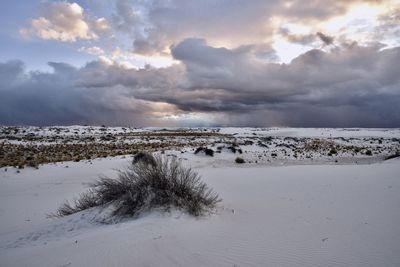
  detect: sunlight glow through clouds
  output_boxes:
[272,1,396,63]
[271,17,314,63]
[148,102,214,126]
[322,3,386,32]
[110,47,177,69]
[84,47,177,69]
[273,39,312,63]
[74,1,398,67]
[161,112,214,126]
[148,102,180,117]
[102,0,399,122]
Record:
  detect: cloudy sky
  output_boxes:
[1,0,399,127]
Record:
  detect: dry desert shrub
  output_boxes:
[56,153,220,218]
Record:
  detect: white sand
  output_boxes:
[1,155,399,267]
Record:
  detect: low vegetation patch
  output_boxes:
[55,153,220,219]
[0,141,203,168]
[194,147,214,156]
[132,151,157,166]
[385,152,400,160]
[328,148,337,156]
[235,157,245,164]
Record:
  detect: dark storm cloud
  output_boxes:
[1,40,400,127]
[278,28,316,45]
[0,60,169,126]
[3,0,399,127]
[278,30,334,47]
[317,32,334,45]
[0,60,25,85]
[158,40,400,126]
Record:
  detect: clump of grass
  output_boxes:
[194,147,214,157]
[328,148,337,156]
[385,152,400,160]
[27,159,39,169]
[228,146,237,153]
[55,153,220,218]
[235,157,245,164]
[132,151,157,166]
[56,190,98,217]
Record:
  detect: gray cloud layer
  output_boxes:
[109,0,387,55]
[1,40,400,127]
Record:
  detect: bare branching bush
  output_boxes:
[56,190,98,216]
[56,153,220,218]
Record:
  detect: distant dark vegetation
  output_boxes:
[1,126,400,169]
[194,147,214,156]
[55,152,221,219]
[385,151,400,160]
[0,141,200,168]
[0,127,228,168]
[235,157,245,164]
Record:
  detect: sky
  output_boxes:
[0,0,400,127]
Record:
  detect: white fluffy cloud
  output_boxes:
[20,2,109,42]
[92,18,110,33]
[79,46,105,56]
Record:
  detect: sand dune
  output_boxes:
[1,148,399,266]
